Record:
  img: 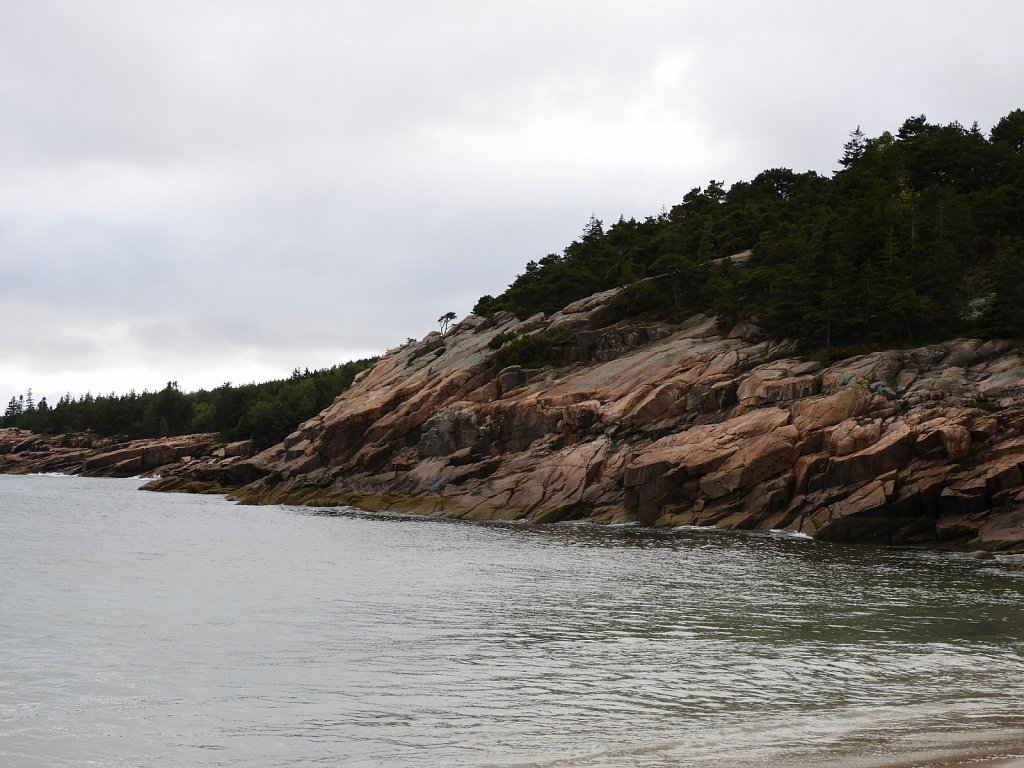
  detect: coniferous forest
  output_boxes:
[475,110,1024,354]
[2,361,375,448]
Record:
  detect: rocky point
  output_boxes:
[136,286,1024,552]
[0,430,236,478]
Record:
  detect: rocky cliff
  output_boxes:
[139,286,1024,552]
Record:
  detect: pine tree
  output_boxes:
[438,311,457,335]
[839,126,867,168]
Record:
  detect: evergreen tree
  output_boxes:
[839,125,867,168]
[471,108,1024,352]
[438,312,457,335]
[991,109,1024,152]
[981,239,1024,337]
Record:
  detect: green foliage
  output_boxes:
[488,330,520,350]
[472,109,1024,352]
[438,311,457,335]
[472,294,499,316]
[991,109,1024,152]
[494,332,557,369]
[609,278,666,317]
[980,239,1024,337]
[3,358,377,448]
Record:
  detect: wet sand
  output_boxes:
[784,730,1024,768]
[917,758,1024,768]
[873,747,1024,768]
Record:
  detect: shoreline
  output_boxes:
[143,475,1024,564]
[888,755,1024,768]
[834,728,1024,768]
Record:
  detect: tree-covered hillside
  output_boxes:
[6,111,1023,445]
[2,359,376,448]
[475,111,1024,355]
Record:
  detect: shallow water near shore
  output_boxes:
[2,473,1023,767]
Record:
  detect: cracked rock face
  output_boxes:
[147,289,1024,552]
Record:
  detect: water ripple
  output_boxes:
[2,474,1023,767]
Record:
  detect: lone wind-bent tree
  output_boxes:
[438,311,457,335]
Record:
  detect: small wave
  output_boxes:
[482,736,684,768]
[553,519,645,529]
[670,524,815,542]
[731,528,815,543]
[765,528,814,540]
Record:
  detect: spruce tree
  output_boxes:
[839,126,867,168]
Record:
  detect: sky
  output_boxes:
[2,0,1023,407]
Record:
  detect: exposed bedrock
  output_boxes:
[0,431,227,478]
[144,288,1024,551]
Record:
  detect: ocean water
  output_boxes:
[1,473,1023,768]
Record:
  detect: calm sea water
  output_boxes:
[2,473,1023,768]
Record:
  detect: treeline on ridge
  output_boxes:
[474,110,1024,356]
[1,359,376,449]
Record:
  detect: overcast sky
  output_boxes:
[2,1,1022,406]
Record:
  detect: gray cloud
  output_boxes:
[3,0,1023,404]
